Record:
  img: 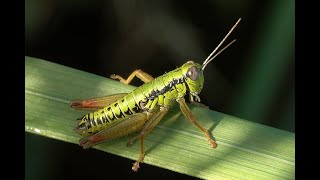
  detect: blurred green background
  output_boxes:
[25,0,294,179]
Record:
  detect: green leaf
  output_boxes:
[25,56,294,179]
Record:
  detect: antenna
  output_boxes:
[202,18,241,70]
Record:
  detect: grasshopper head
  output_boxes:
[181,61,204,101]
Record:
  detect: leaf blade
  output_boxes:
[25,56,294,179]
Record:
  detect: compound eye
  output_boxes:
[187,66,199,81]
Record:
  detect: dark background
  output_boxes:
[25,0,294,179]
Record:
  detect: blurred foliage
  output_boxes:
[230,0,294,130]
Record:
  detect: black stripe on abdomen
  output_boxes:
[106,107,117,121]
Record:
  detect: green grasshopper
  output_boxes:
[70,18,241,171]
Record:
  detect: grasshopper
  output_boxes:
[70,18,241,171]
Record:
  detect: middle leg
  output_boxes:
[111,69,154,85]
[132,107,168,171]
